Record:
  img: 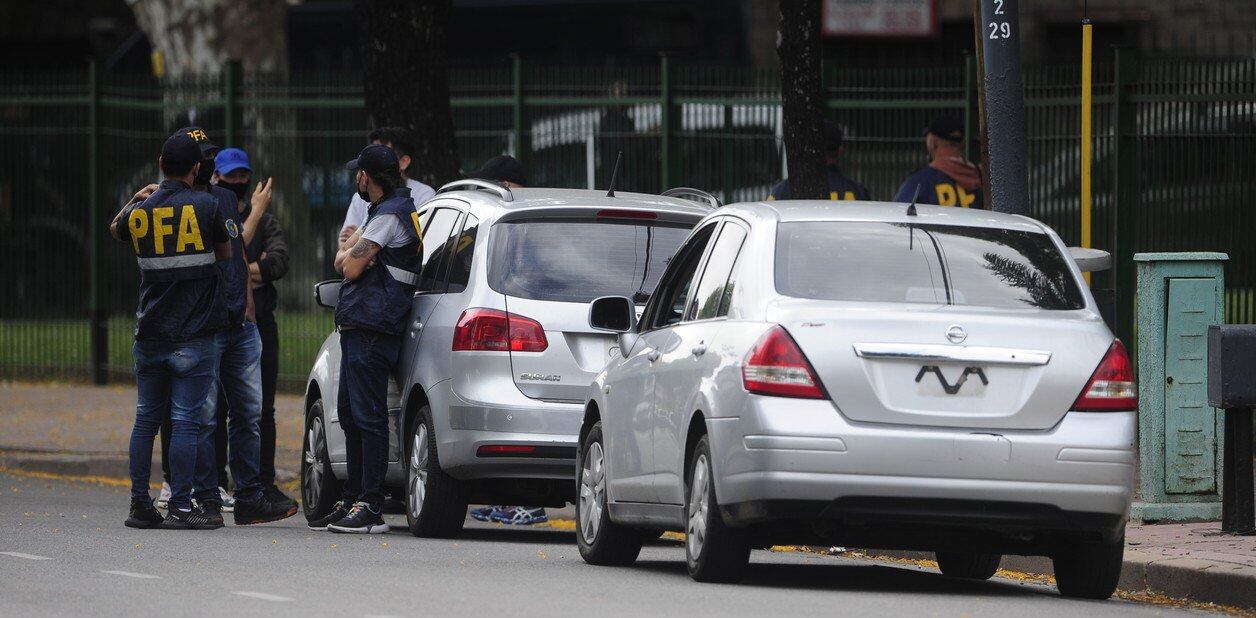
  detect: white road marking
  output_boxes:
[102,570,160,579]
[0,552,50,560]
[232,591,294,602]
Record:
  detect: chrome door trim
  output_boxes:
[852,343,1052,366]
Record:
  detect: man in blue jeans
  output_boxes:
[307,145,420,534]
[110,131,232,529]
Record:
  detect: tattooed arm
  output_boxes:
[335,231,381,281]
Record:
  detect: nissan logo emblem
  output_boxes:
[945,325,967,344]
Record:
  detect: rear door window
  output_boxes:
[488,220,690,304]
[775,221,1084,310]
[417,207,463,293]
[446,214,479,294]
[688,222,748,320]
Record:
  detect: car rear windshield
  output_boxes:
[775,221,1085,310]
[489,219,691,304]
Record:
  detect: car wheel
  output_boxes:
[1053,537,1124,599]
[405,405,467,538]
[576,422,643,566]
[685,435,750,583]
[935,552,1001,580]
[301,399,342,520]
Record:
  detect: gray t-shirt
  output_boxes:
[360,211,413,249]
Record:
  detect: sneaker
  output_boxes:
[233,494,299,526]
[265,485,298,513]
[328,502,390,534]
[124,499,164,529]
[155,482,171,510]
[491,506,548,526]
[194,501,226,529]
[161,505,220,530]
[470,506,496,522]
[218,487,236,513]
[308,501,351,531]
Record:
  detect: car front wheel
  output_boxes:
[685,435,750,583]
[405,406,467,538]
[301,399,342,520]
[576,422,642,566]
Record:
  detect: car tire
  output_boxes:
[576,422,643,566]
[301,399,342,520]
[685,435,750,583]
[405,405,467,538]
[1053,537,1124,599]
[935,552,1001,580]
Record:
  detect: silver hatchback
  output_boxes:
[303,181,710,537]
[577,201,1136,599]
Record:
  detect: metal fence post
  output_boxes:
[223,59,242,147]
[512,54,526,168]
[1113,47,1139,348]
[88,58,107,385]
[660,53,673,189]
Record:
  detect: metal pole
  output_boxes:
[511,54,526,168]
[660,53,673,190]
[962,51,977,164]
[976,0,1030,215]
[88,58,107,385]
[224,59,241,147]
[1080,20,1094,285]
[1113,47,1138,349]
[1222,408,1255,534]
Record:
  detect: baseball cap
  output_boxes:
[822,120,844,152]
[926,116,965,142]
[346,144,400,175]
[173,126,220,157]
[468,155,526,186]
[160,132,202,171]
[215,148,252,175]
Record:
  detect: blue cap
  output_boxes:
[215,148,252,175]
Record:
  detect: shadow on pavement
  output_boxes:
[448,524,578,545]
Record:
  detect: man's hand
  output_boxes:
[339,224,358,245]
[248,251,266,287]
[130,184,159,205]
[251,178,273,214]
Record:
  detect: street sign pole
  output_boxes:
[974,0,1029,215]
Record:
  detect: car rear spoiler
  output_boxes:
[662,187,721,211]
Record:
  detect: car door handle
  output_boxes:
[691,345,707,357]
[646,349,661,362]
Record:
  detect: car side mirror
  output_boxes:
[589,296,636,333]
[315,279,343,309]
[1068,247,1112,273]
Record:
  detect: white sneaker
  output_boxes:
[155,482,171,509]
[219,487,236,513]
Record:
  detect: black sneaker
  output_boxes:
[328,502,389,534]
[162,505,219,530]
[307,500,351,531]
[233,494,299,526]
[124,499,164,529]
[266,485,299,513]
[194,501,226,529]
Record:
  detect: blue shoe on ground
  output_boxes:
[490,506,548,525]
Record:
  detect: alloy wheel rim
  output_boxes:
[687,454,709,561]
[303,417,325,506]
[579,442,606,545]
[408,423,429,519]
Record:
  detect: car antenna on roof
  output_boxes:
[605,151,623,197]
[906,185,921,217]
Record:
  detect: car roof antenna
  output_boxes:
[906,185,921,216]
[605,151,624,197]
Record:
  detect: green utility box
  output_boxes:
[1131,252,1228,522]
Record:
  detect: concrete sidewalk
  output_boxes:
[2,381,1253,609]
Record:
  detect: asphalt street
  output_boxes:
[0,472,1215,617]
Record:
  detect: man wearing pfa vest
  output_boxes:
[893,116,984,208]
[316,145,421,534]
[110,132,232,530]
[769,120,870,201]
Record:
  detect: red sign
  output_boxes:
[822,0,939,38]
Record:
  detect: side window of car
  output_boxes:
[445,214,479,294]
[642,222,717,331]
[417,207,462,293]
[688,222,747,321]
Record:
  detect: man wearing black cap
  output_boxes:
[109,132,232,529]
[339,127,435,244]
[769,120,870,201]
[893,116,984,208]
[468,154,527,189]
[313,144,422,534]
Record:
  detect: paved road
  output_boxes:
[0,473,1210,617]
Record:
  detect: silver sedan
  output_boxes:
[576,200,1135,600]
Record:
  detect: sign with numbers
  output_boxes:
[822,0,938,38]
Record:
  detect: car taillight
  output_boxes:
[452,308,548,352]
[742,325,825,399]
[1072,340,1137,411]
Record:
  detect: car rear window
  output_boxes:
[489,219,692,303]
[775,221,1085,310]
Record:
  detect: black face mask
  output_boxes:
[356,174,370,202]
[196,157,216,186]
[220,181,249,202]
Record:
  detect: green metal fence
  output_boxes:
[1,52,1253,392]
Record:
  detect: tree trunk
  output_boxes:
[777,0,828,200]
[354,0,462,188]
[129,0,288,76]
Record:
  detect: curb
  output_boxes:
[0,448,299,484]
[859,548,1256,610]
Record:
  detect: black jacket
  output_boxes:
[244,209,289,318]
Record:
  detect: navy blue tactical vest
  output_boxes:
[893,166,984,209]
[334,188,422,336]
[208,184,248,323]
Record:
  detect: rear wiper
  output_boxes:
[633,226,654,302]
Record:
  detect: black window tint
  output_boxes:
[417,208,461,292]
[645,224,716,330]
[775,221,1085,310]
[446,214,478,293]
[691,224,747,320]
[488,220,690,304]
